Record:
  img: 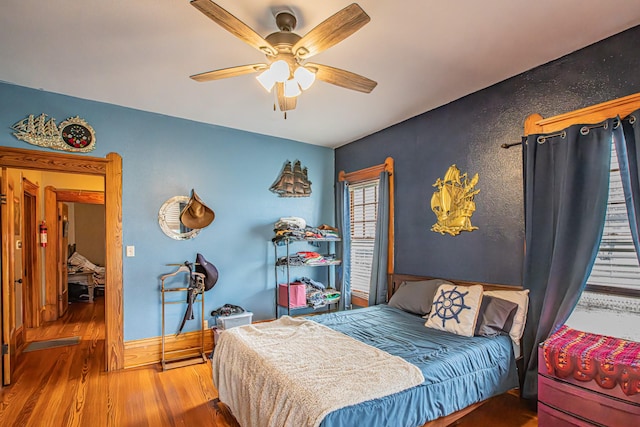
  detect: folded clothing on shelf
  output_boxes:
[276,252,339,266]
[272,220,340,244]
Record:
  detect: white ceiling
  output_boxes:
[1,1,640,148]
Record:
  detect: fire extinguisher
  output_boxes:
[39,221,48,248]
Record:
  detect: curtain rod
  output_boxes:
[501,141,523,149]
[501,115,637,149]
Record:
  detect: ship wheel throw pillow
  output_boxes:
[425,284,483,337]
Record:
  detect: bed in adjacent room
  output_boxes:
[67,251,106,302]
[211,274,528,427]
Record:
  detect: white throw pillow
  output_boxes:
[482,289,529,345]
[425,284,484,337]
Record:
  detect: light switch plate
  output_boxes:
[126,245,135,257]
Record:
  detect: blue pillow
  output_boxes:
[474,295,518,337]
[388,279,451,316]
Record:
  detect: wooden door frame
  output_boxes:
[1,172,17,384]
[0,146,123,371]
[45,188,104,320]
[22,178,39,328]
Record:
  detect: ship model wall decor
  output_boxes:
[270,160,312,197]
[430,164,480,236]
[11,113,96,152]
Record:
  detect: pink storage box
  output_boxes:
[278,283,306,308]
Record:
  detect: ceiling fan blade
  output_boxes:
[191,0,277,56]
[276,83,297,112]
[292,3,370,59]
[190,64,267,82]
[306,63,377,93]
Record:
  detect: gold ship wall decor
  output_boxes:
[270,160,312,197]
[431,164,479,236]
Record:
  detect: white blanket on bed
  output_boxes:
[212,316,425,427]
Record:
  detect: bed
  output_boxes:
[211,274,527,427]
[67,251,106,302]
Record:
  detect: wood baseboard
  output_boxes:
[124,328,214,369]
[42,304,57,322]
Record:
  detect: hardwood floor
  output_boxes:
[1,299,220,427]
[0,299,538,427]
[454,390,538,427]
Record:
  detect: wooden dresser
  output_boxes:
[538,346,640,425]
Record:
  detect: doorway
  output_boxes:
[45,188,105,320]
[66,202,106,307]
[0,146,123,386]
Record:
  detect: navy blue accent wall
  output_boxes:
[336,25,640,286]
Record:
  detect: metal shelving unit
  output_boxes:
[273,237,341,317]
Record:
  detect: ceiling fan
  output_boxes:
[189,0,377,114]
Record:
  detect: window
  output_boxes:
[587,142,640,293]
[566,141,640,341]
[349,179,379,300]
[338,157,394,307]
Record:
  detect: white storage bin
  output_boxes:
[216,311,253,330]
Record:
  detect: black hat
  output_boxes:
[195,253,219,291]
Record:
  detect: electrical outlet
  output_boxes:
[203,319,209,329]
[126,245,135,257]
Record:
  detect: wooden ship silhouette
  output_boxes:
[270,160,312,197]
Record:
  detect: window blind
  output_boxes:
[587,142,640,291]
[165,202,184,230]
[349,179,379,299]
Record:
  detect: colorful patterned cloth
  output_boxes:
[542,325,640,396]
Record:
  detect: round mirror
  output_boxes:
[158,196,201,240]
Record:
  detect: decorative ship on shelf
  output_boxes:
[430,164,480,236]
[270,160,312,197]
[11,113,96,152]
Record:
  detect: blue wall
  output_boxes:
[0,82,335,340]
[336,25,640,287]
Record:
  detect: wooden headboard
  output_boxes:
[388,273,522,301]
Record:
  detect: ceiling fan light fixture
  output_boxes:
[189,1,377,112]
[294,66,316,91]
[284,78,301,98]
[256,69,276,92]
[270,60,290,83]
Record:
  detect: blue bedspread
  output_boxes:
[310,305,518,427]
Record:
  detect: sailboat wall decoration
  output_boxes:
[270,160,312,197]
[430,164,479,236]
[10,113,96,152]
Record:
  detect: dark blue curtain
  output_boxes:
[368,171,390,305]
[619,110,640,258]
[335,181,351,310]
[521,118,620,399]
